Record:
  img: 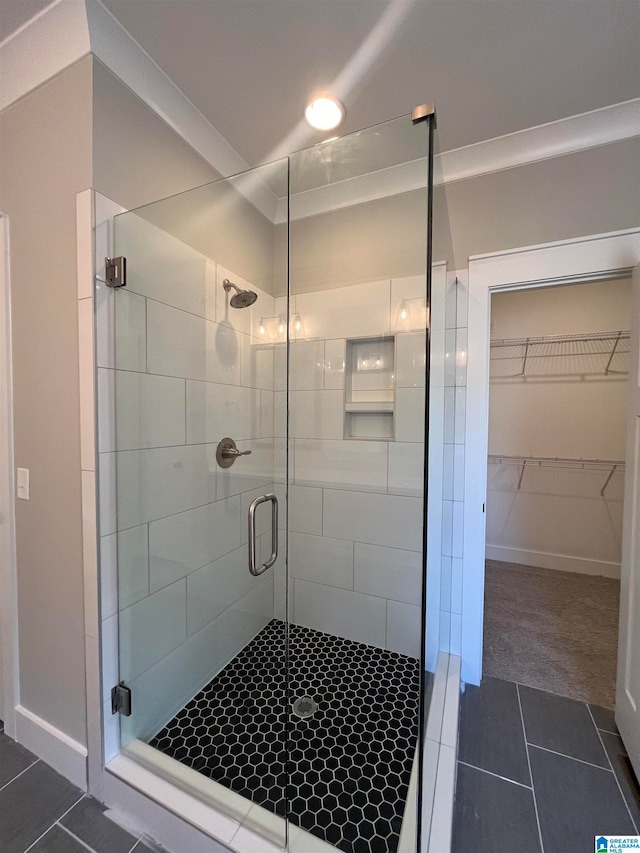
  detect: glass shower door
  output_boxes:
[285,112,433,853]
[110,160,289,842]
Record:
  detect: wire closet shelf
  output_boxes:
[490,330,631,377]
[488,455,626,497]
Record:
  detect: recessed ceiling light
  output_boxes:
[304,95,345,131]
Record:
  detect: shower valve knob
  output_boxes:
[216,437,252,468]
[224,447,251,458]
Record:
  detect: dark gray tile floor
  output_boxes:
[0,721,162,853]
[453,677,640,853]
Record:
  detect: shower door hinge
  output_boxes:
[105,256,127,288]
[111,682,132,716]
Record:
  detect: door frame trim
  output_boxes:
[0,212,20,738]
[616,263,640,774]
[462,227,640,685]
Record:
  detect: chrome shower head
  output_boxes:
[223,278,258,309]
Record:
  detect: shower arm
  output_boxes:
[223,278,240,294]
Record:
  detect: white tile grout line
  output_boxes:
[586,704,639,834]
[516,683,546,853]
[121,827,149,853]
[0,757,40,794]
[525,742,618,773]
[22,793,86,853]
[57,822,101,852]
[98,363,276,396]
[457,760,533,791]
[125,829,149,853]
[595,723,621,737]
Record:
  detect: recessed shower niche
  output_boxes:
[104,107,439,853]
[344,335,395,440]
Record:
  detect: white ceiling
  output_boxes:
[3,0,639,167]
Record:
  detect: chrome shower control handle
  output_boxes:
[223,447,251,459]
[216,437,251,469]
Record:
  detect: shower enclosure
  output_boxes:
[108,109,437,853]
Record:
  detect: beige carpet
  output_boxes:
[483,559,620,709]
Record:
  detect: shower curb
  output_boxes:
[423,652,460,852]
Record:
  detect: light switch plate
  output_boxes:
[16,467,29,500]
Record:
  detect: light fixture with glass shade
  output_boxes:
[292,312,305,338]
[396,299,411,327]
[255,312,305,341]
[395,296,427,329]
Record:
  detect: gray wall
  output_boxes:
[93,61,277,294]
[438,137,640,267]
[281,191,429,295]
[135,177,280,296]
[0,57,93,743]
[0,56,258,749]
[92,60,219,211]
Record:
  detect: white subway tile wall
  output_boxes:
[294,579,387,648]
[439,272,468,655]
[395,388,426,442]
[353,543,422,604]
[323,489,423,552]
[289,532,354,589]
[386,600,422,658]
[294,438,389,492]
[96,209,281,744]
[388,442,424,497]
[284,275,429,651]
[289,390,344,440]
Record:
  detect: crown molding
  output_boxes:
[439,98,640,185]
[2,1,638,224]
[282,99,640,222]
[85,0,278,220]
[0,0,90,112]
[0,0,278,221]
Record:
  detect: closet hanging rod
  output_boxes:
[488,455,625,496]
[488,454,625,469]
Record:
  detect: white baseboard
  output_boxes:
[485,545,620,579]
[15,705,87,790]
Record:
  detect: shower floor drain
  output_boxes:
[292,695,317,719]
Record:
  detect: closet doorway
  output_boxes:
[483,277,631,709]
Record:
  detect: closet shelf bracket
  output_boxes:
[600,464,619,497]
[521,339,530,377]
[488,455,625,498]
[605,331,623,375]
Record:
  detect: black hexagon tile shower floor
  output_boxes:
[149,619,421,853]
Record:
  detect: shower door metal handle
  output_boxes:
[248,494,278,576]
